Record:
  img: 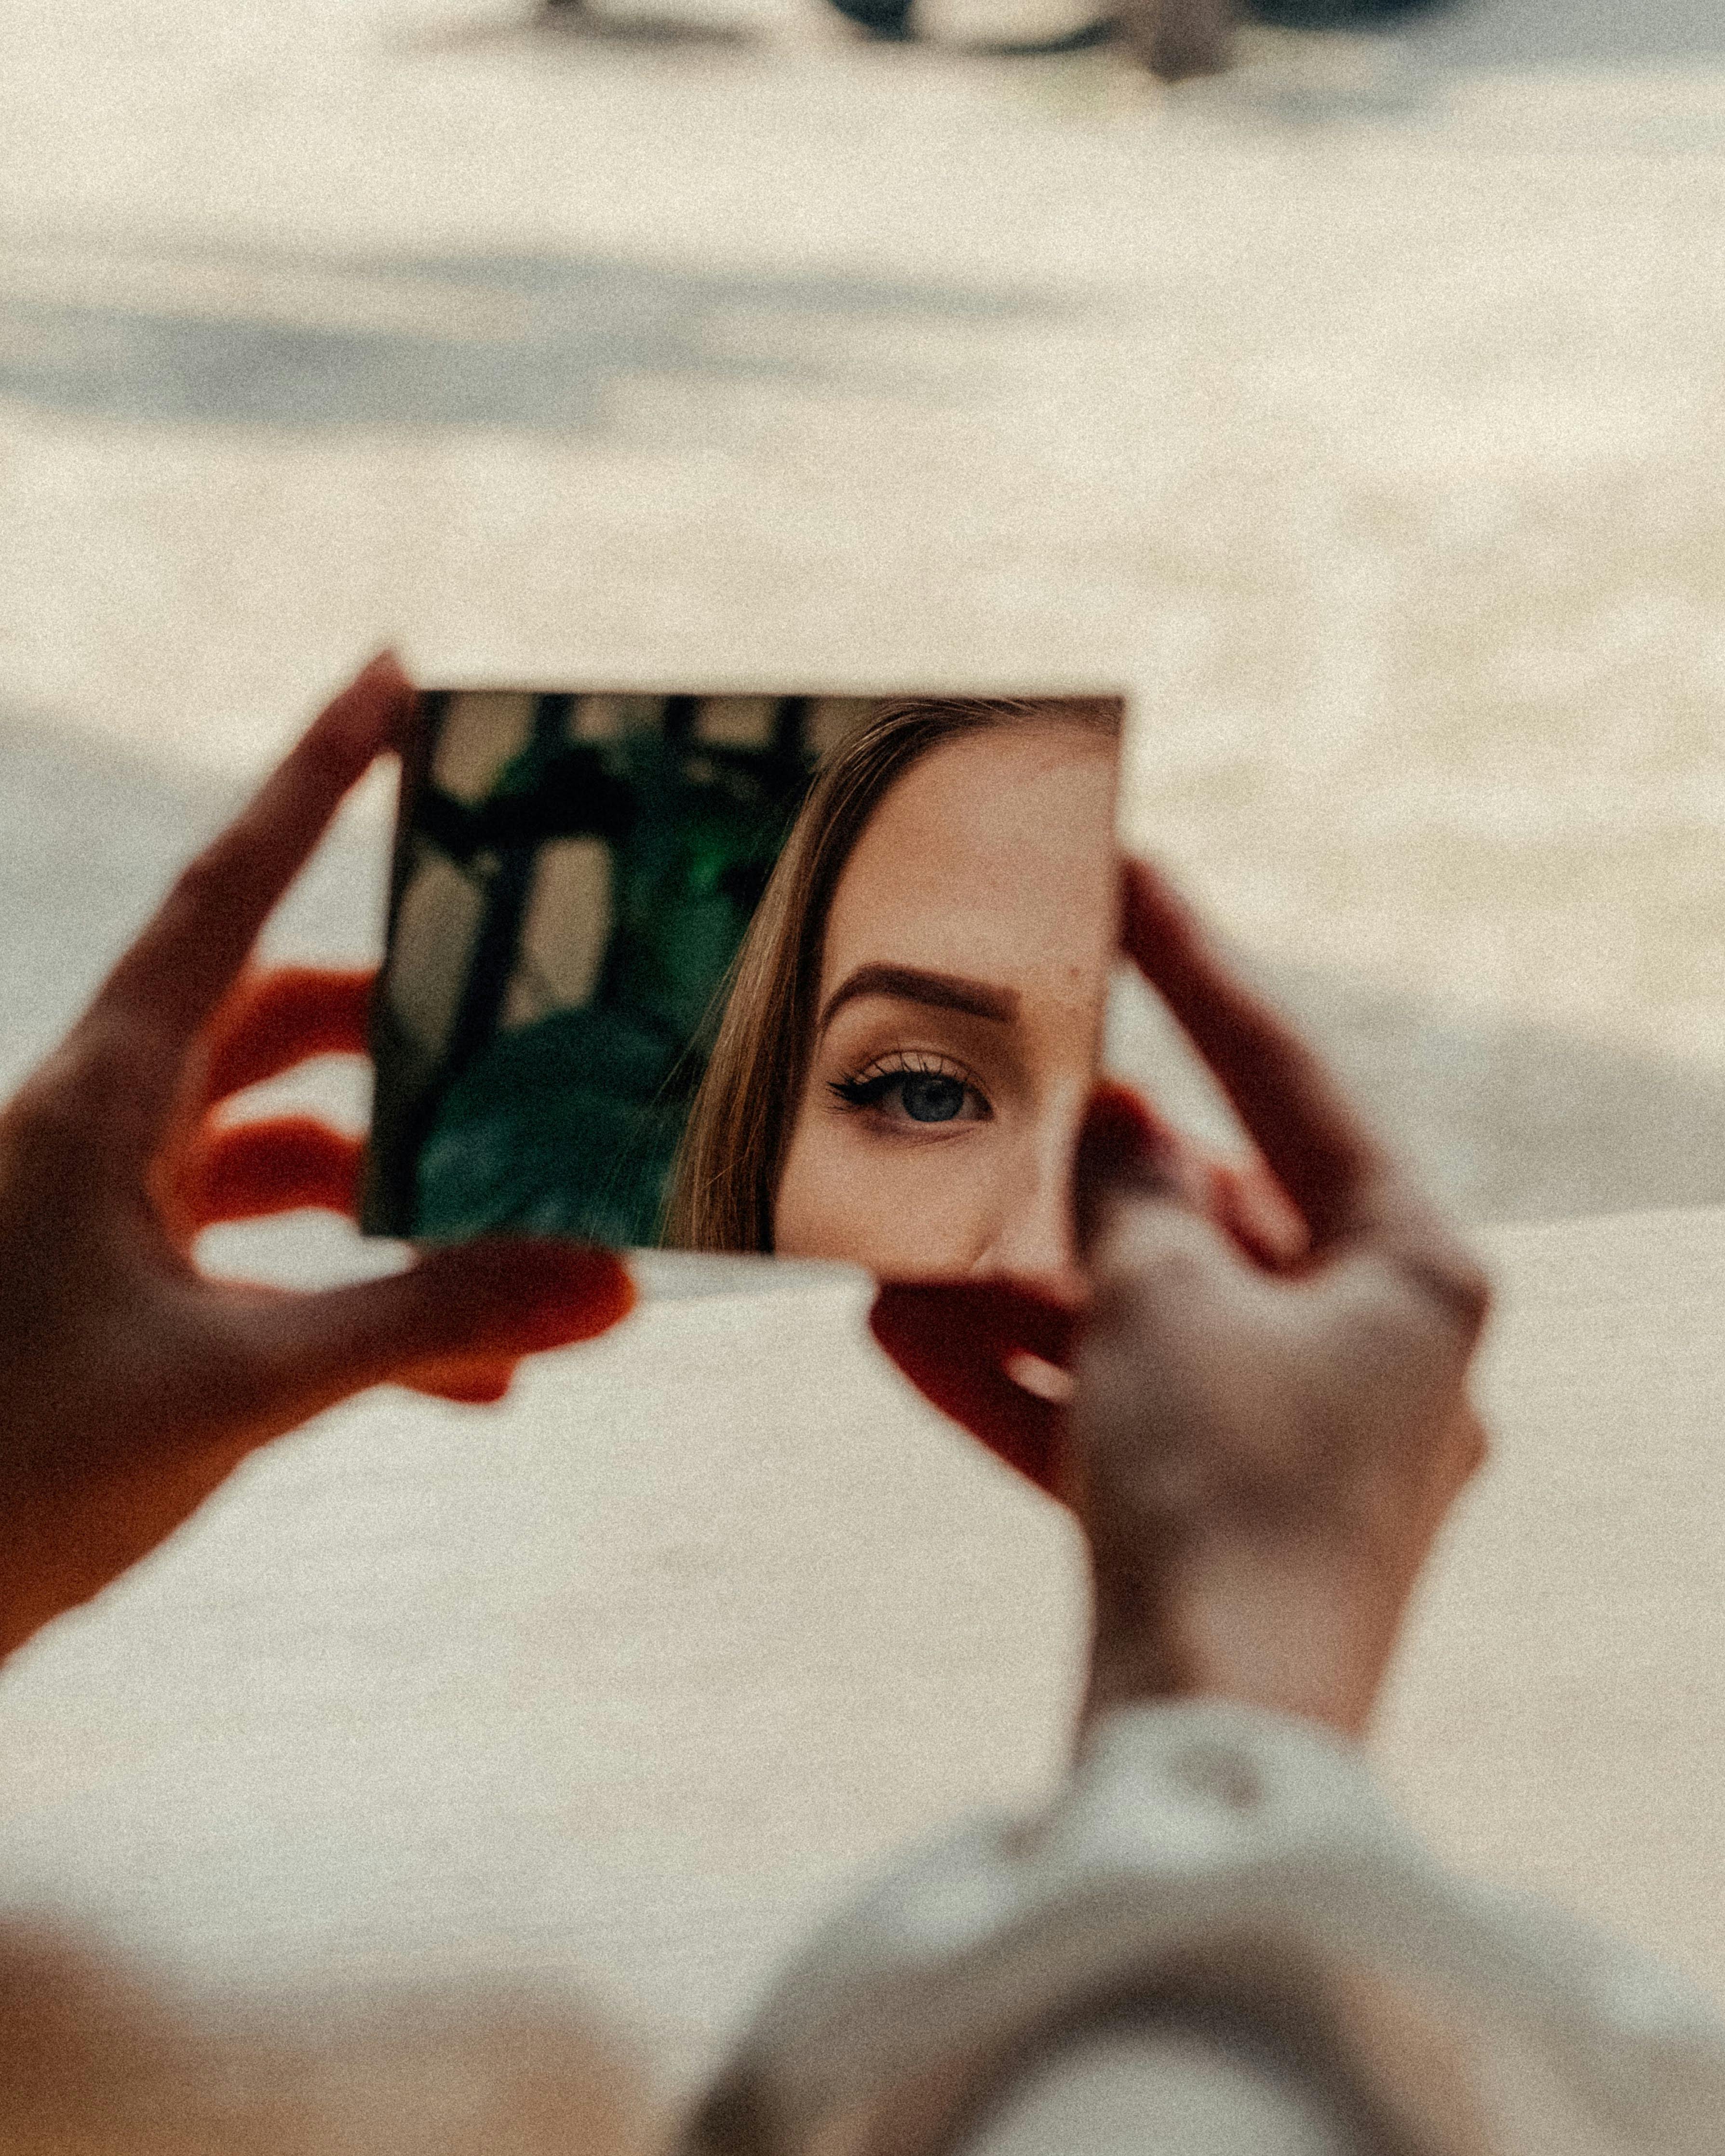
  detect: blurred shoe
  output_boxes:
[826,0,1116,43]
[825,0,917,33]
[826,0,1161,56]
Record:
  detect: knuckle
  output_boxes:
[4,1078,118,1198]
[1404,1242,1493,1335]
[2,1079,83,1171]
[87,1000,180,1094]
[1361,1212,1492,1339]
[16,1013,179,1165]
[53,1015,152,1109]
[1094,1208,1213,1301]
[1086,1261,1180,1361]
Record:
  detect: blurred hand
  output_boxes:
[872,858,1489,1738]
[0,657,633,1663]
[1069,860,1489,1736]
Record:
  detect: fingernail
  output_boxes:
[526,1243,637,1345]
[337,650,418,754]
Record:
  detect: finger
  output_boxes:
[1074,1078,1254,1368]
[201,967,375,1109]
[1209,1158,1310,1271]
[1119,858,1436,1252]
[1077,1080,1308,1285]
[237,1238,634,1421]
[869,1280,1078,1495]
[1455,1399,1489,1483]
[1072,1079,1190,1259]
[1077,1085,1245,1355]
[177,1118,363,1230]
[83,654,415,1150]
[401,1357,517,1405]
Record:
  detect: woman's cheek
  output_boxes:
[776,1123,890,1263]
[771,1116,856,1260]
[772,1116,983,1276]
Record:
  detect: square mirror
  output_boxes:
[364,687,1124,1280]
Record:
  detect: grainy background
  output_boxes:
[3,0,1725,2112]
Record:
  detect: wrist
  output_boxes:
[1082,1533,1400,1741]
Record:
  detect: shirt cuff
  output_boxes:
[681,1699,1725,2156]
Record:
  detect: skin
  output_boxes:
[0,656,633,1663]
[774,724,1119,1299]
[0,658,1490,1752]
[874,860,1492,1739]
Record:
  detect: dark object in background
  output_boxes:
[1118,0,1234,77]
[1243,0,1453,21]
[822,0,916,35]
[822,0,1454,76]
[775,0,1117,49]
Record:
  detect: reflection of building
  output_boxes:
[363,689,873,1248]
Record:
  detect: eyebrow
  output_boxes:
[818,963,1019,1036]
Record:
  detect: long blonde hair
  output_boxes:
[662,696,1121,1253]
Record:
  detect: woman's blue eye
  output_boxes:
[898,1073,965,1122]
[830,1064,988,1124]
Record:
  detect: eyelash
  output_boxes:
[829,1051,992,1121]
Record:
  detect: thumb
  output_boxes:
[869,1278,1078,1496]
[247,1239,635,1417]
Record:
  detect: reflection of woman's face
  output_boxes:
[773,725,1117,1297]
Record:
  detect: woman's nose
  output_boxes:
[971,1150,1087,1310]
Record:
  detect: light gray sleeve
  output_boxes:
[955,2007,1384,2156]
[682,1701,1725,2156]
